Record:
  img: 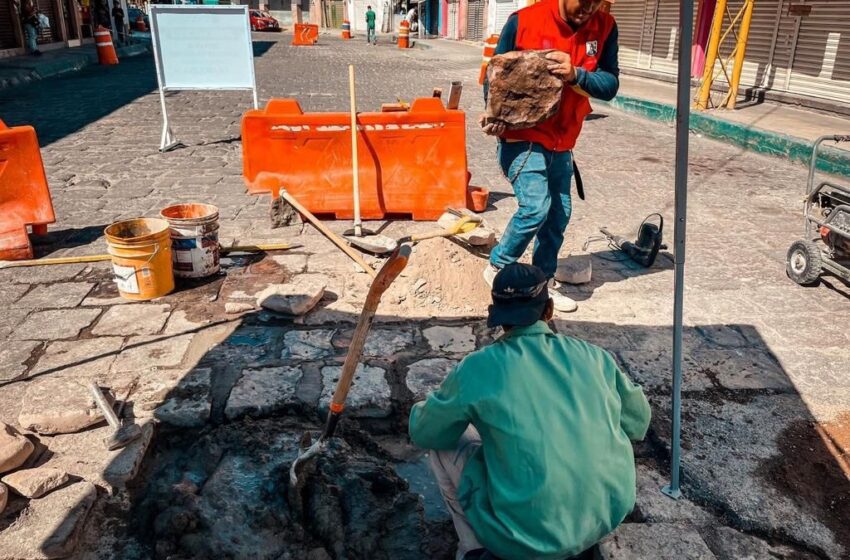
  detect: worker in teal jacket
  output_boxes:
[409,263,651,560]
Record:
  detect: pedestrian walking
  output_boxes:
[111,0,125,44]
[20,0,41,56]
[481,0,620,313]
[365,5,377,45]
[409,263,650,560]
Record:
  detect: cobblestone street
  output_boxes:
[0,30,848,559]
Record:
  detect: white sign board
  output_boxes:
[150,5,258,151]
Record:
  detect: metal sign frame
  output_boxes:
[150,5,259,152]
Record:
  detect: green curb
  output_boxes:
[599,95,850,179]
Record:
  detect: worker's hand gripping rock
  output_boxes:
[545,51,577,83]
[478,113,506,137]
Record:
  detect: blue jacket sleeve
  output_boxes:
[483,13,518,104]
[573,22,620,101]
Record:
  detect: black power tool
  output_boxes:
[599,214,666,268]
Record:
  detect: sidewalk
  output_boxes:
[0,38,149,91]
[605,73,850,177]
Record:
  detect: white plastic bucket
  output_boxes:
[159,203,220,278]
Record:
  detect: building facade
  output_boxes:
[611,0,850,107]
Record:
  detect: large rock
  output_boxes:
[256,275,326,316]
[320,364,391,418]
[2,467,69,498]
[405,358,458,400]
[224,366,303,420]
[0,422,34,474]
[18,377,107,435]
[0,480,96,559]
[0,482,7,515]
[485,50,564,130]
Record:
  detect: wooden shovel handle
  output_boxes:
[279,190,377,278]
[328,244,412,416]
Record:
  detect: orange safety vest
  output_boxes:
[502,0,615,152]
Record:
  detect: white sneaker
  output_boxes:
[548,280,578,313]
[483,264,499,287]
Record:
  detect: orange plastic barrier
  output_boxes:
[292,23,319,45]
[242,97,469,221]
[478,34,499,85]
[0,120,56,260]
[94,25,118,65]
[341,20,351,39]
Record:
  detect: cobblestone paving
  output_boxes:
[0,31,848,559]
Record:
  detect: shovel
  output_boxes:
[289,243,412,487]
[396,214,482,244]
[342,64,397,255]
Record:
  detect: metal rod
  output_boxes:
[662,0,694,501]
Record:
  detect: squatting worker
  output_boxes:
[481,0,620,313]
[409,263,650,560]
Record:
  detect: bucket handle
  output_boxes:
[110,242,163,281]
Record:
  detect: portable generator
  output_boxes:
[786,134,850,285]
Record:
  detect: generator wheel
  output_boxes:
[786,240,823,286]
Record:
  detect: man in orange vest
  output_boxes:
[481,0,620,314]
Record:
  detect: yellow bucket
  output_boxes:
[104,218,174,301]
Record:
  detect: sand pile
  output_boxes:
[383,237,492,318]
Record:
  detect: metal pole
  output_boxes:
[662,0,694,502]
[725,0,754,109]
[694,0,726,110]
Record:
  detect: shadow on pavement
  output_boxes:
[3,269,847,558]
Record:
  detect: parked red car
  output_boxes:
[249,10,280,32]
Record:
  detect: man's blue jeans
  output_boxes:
[490,140,573,279]
[24,23,38,53]
[367,26,376,44]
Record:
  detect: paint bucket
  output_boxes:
[104,218,174,301]
[159,203,221,278]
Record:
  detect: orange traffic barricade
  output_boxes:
[292,23,319,45]
[242,97,469,221]
[398,20,409,48]
[479,34,499,85]
[94,25,118,65]
[0,120,56,260]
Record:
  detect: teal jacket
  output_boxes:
[408,321,651,559]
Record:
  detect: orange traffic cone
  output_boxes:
[94,25,119,65]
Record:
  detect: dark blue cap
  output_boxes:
[487,263,549,328]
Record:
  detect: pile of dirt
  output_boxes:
[383,238,492,318]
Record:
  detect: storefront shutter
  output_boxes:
[493,0,515,35]
[611,0,648,69]
[466,0,484,40]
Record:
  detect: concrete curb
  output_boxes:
[599,94,850,179]
[0,42,149,91]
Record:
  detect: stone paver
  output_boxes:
[153,367,212,428]
[162,310,210,336]
[31,336,124,379]
[0,341,40,383]
[2,467,69,498]
[320,364,391,418]
[0,422,34,474]
[281,330,335,360]
[110,334,194,373]
[0,284,29,306]
[0,480,96,559]
[598,523,717,559]
[8,308,101,341]
[405,358,458,400]
[91,304,172,336]
[256,275,326,315]
[363,328,417,357]
[12,282,94,309]
[18,376,105,435]
[423,325,476,354]
[224,366,303,420]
